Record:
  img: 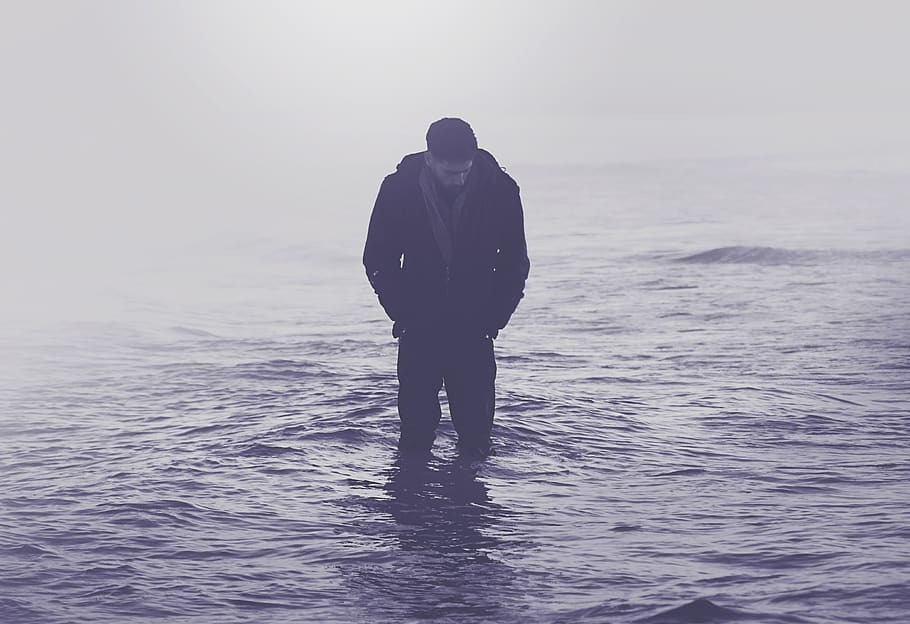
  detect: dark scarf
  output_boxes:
[418,165,472,267]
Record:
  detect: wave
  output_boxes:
[167,326,221,338]
[637,598,808,623]
[676,245,910,265]
[637,598,745,623]
[554,598,807,624]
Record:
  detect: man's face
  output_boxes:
[425,152,473,188]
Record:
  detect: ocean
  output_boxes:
[1,156,908,623]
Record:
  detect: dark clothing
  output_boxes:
[363,149,530,339]
[364,149,529,454]
[397,329,496,455]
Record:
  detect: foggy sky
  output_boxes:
[2,1,909,321]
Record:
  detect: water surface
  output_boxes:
[2,158,909,623]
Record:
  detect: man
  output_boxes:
[363,118,530,458]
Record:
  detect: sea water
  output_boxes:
[1,156,909,623]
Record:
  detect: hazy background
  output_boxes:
[2,6,909,621]
[2,0,909,324]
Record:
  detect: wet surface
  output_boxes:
[2,160,909,623]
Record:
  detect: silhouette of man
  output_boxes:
[364,118,530,457]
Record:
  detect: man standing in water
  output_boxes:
[363,118,530,458]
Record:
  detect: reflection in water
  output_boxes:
[385,454,500,560]
[343,453,527,622]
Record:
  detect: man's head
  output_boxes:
[425,117,477,188]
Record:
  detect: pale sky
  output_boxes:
[1,1,908,314]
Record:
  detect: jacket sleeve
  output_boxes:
[363,176,406,322]
[491,179,530,331]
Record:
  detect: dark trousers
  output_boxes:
[396,330,496,455]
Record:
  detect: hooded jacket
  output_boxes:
[363,149,530,337]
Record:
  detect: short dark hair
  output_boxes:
[426,118,477,161]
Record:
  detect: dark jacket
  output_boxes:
[363,149,530,337]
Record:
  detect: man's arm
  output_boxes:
[363,177,406,322]
[491,180,530,331]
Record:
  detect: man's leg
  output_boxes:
[444,335,496,457]
[397,331,443,454]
